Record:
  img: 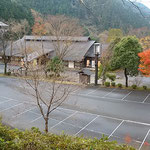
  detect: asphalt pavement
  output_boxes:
[0,77,150,150]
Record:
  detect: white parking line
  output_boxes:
[86,88,99,95]
[50,111,78,129]
[75,115,99,136]
[0,103,23,113]
[0,96,36,105]
[108,120,124,138]
[142,94,150,103]
[102,88,116,98]
[57,106,150,126]
[29,110,41,116]
[30,115,42,123]
[0,99,13,105]
[0,96,18,102]
[73,92,150,105]
[139,129,150,150]
[12,106,37,118]
[121,91,133,100]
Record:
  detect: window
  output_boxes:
[68,62,74,68]
[86,60,90,67]
[92,61,95,68]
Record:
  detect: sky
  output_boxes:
[137,0,150,8]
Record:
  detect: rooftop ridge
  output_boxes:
[24,35,91,42]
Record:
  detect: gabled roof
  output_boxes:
[85,43,109,58]
[6,36,95,62]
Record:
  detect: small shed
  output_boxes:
[79,69,93,84]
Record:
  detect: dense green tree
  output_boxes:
[15,0,150,32]
[111,36,142,87]
[46,57,64,77]
[0,0,33,26]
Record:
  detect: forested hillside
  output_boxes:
[1,0,150,33]
[0,0,33,25]
[15,0,150,32]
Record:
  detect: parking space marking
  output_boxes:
[12,106,37,118]
[108,120,124,138]
[142,94,150,103]
[0,96,36,105]
[30,115,43,123]
[58,106,150,126]
[139,129,150,150]
[121,91,133,100]
[31,114,84,129]
[125,120,150,126]
[0,103,23,113]
[86,88,99,95]
[71,90,150,106]
[102,88,116,98]
[50,111,78,129]
[0,99,14,105]
[75,115,99,136]
[0,96,19,102]
[29,110,42,116]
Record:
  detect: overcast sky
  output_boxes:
[137,0,150,8]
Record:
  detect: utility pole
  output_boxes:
[95,53,99,85]
[94,43,101,86]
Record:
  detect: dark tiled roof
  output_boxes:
[85,43,109,58]
[6,36,95,62]
[24,36,91,42]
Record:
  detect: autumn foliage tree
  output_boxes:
[140,36,150,50]
[138,49,150,76]
[32,10,47,36]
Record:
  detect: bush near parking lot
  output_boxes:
[132,85,137,89]
[0,123,135,150]
[118,83,122,88]
[106,73,116,83]
[143,86,147,90]
[111,82,116,87]
[105,82,110,87]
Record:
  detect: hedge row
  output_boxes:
[0,123,135,150]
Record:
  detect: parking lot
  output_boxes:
[0,80,150,150]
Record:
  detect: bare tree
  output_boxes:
[45,15,85,59]
[11,20,30,75]
[0,25,9,74]
[20,64,76,133]
[0,21,15,74]
[99,47,112,85]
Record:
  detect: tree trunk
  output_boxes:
[45,118,49,133]
[4,62,7,75]
[124,68,128,87]
[25,68,28,76]
[102,75,106,85]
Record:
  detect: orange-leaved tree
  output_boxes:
[31,10,47,36]
[138,49,150,76]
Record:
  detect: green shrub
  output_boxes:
[105,82,110,87]
[132,84,137,89]
[0,123,135,150]
[118,83,122,88]
[106,73,116,82]
[6,72,11,76]
[143,86,147,90]
[111,82,116,87]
